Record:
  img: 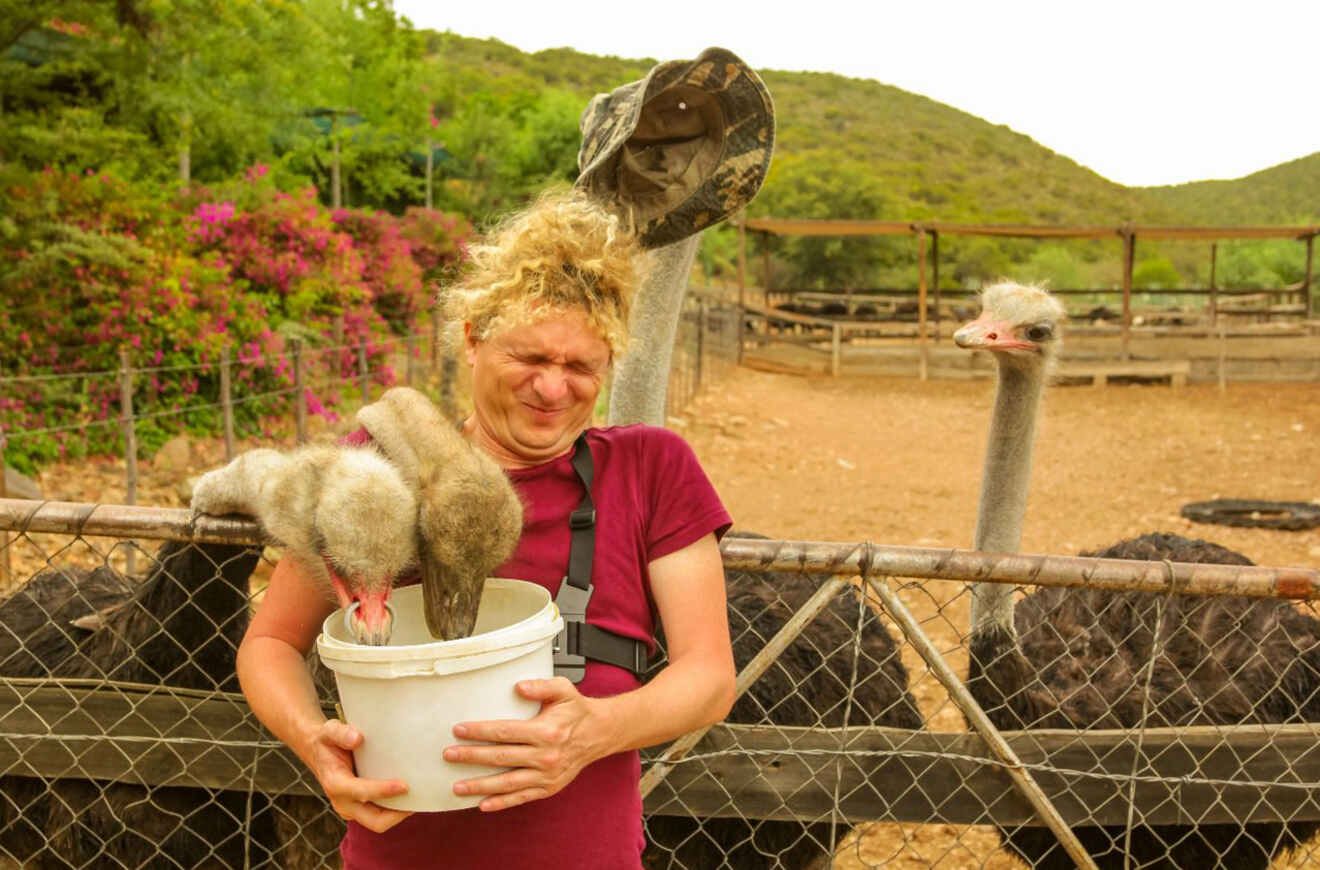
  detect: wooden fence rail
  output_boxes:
[5,679,1320,826]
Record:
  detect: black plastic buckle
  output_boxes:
[569,507,596,530]
[552,578,593,683]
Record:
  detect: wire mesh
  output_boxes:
[3,520,1320,867]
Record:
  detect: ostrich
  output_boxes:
[0,538,281,868]
[576,52,924,869]
[643,532,922,869]
[191,444,419,645]
[192,388,524,645]
[957,281,1320,868]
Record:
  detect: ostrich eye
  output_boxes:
[1024,323,1053,343]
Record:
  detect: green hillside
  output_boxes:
[1142,152,1320,225]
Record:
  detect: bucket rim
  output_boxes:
[316,578,560,664]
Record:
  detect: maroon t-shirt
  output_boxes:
[337,424,731,869]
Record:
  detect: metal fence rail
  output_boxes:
[3,502,1320,868]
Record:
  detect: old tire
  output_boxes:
[1181,499,1320,531]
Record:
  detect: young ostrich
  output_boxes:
[191,445,418,645]
[192,387,524,645]
[957,282,1320,868]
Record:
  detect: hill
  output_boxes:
[1142,152,1320,225]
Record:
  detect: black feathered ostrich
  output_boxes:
[956,281,1320,868]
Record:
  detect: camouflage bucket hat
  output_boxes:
[576,46,775,249]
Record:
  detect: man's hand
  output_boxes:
[308,719,413,832]
[444,677,610,812]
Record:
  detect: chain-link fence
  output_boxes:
[3,502,1320,869]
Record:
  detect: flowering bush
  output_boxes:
[0,164,468,473]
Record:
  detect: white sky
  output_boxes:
[393,0,1319,188]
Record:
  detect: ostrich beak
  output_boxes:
[954,315,1034,352]
[327,562,396,645]
[420,549,483,641]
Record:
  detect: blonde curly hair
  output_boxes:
[444,188,649,358]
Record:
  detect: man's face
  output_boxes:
[465,309,612,468]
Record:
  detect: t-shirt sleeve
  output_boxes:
[642,428,732,563]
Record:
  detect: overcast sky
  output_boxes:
[392,0,1318,188]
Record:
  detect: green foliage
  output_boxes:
[1132,256,1183,289]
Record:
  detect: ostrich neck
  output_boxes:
[607,235,701,427]
[970,361,1045,637]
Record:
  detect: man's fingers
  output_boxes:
[321,719,362,750]
[350,802,413,833]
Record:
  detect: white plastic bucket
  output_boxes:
[316,578,563,812]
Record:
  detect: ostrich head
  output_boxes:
[954,281,1065,635]
[953,281,1065,367]
[315,449,418,645]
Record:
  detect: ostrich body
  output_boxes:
[958,283,1320,868]
[0,539,281,868]
[643,533,922,869]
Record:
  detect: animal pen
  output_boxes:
[2,497,1320,869]
[733,219,1320,385]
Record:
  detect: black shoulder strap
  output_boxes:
[565,433,595,592]
[552,432,648,682]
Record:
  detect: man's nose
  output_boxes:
[532,366,570,402]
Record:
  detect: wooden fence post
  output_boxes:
[831,323,841,377]
[118,348,137,577]
[405,333,416,387]
[291,340,306,445]
[931,229,941,342]
[220,344,234,461]
[1303,234,1314,319]
[696,297,707,394]
[1208,242,1219,328]
[0,445,9,584]
[916,227,929,381]
[1121,228,1135,361]
[358,341,369,406]
[737,214,747,366]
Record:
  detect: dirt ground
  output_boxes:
[7,366,1320,868]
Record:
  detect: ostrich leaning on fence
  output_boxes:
[957,281,1320,869]
[643,532,923,870]
[0,539,282,868]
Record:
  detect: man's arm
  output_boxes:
[443,532,735,811]
[236,556,411,832]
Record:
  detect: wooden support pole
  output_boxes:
[761,234,771,308]
[916,228,929,381]
[0,445,9,584]
[1209,242,1219,327]
[118,348,137,577]
[931,230,941,342]
[831,323,841,377]
[737,216,747,365]
[1304,235,1314,319]
[291,340,306,445]
[1218,322,1228,395]
[358,341,369,406]
[696,297,707,394]
[220,344,234,461]
[1121,229,1135,361]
